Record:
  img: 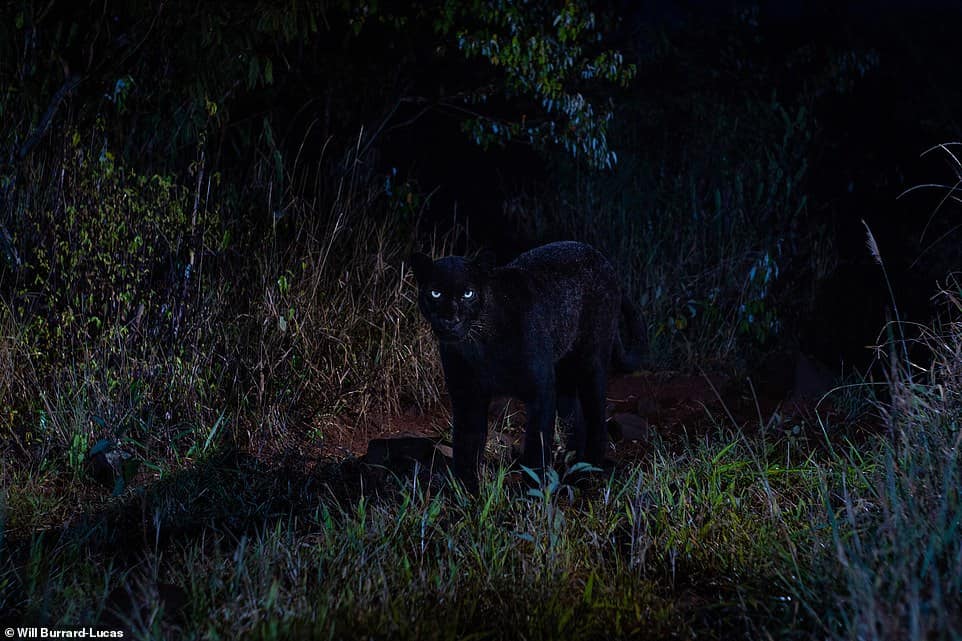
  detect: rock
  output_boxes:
[86,439,139,495]
[790,353,837,402]
[636,396,658,416]
[606,417,623,442]
[362,436,451,470]
[611,413,649,442]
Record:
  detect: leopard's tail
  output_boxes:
[612,294,647,373]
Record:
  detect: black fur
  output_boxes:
[410,241,640,491]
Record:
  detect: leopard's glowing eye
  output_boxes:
[462,289,475,299]
[429,290,442,299]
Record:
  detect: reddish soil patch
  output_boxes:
[607,370,725,427]
[307,349,876,474]
[326,368,828,461]
[286,353,892,497]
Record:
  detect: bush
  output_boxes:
[0,124,443,484]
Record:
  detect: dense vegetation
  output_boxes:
[2,2,961,638]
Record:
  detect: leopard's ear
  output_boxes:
[472,249,497,274]
[409,252,434,283]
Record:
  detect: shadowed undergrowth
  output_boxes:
[3,348,961,641]
[1,426,828,639]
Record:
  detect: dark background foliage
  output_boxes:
[5,1,959,367]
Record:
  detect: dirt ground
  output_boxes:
[320,352,852,477]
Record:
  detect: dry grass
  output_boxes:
[0,130,446,527]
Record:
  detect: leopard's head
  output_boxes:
[410,252,494,343]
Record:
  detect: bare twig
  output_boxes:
[17,74,82,160]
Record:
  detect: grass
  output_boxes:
[0,125,444,494]
[5,371,958,640]
[806,285,962,639]
[1,426,829,639]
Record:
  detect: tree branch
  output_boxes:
[18,73,82,160]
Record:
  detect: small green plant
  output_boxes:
[66,431,89,478]
[516,459,601,567]
[737,249,781,344]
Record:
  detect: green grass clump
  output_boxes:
[801,284,962,640]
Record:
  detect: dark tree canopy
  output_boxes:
[1,0,635,179]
